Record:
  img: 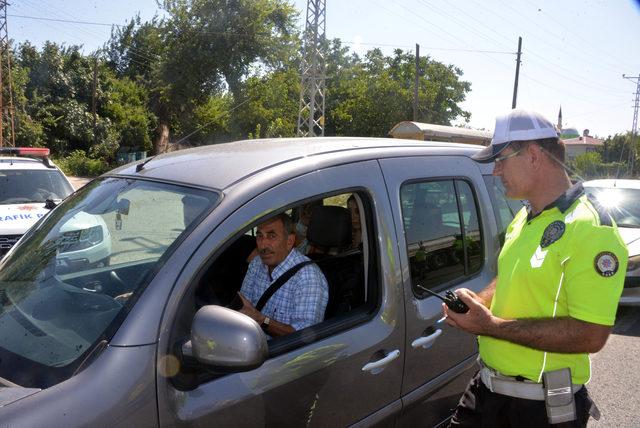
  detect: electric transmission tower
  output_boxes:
[623,74,640,175]
[0,0,15,147]
[296,0,326,137]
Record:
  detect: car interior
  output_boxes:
[195,192,368,324]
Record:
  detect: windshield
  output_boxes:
[0,177,218,388]
[584,187,640,228]
[0,169,73,204]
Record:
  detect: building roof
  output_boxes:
[562,135,604,147]
[389,121,492,145]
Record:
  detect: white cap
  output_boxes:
[472,109,559,163]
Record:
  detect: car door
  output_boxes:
[379,155,500,426]
[156,160,406,427]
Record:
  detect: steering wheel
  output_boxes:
[56,275,123,312]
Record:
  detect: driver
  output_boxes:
[237,213,328,337]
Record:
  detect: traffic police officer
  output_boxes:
[445,109,628,427]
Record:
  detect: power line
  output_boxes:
[419,0,627,95]
[10,7,162,63]
[11,12,517,57]
[524,0,637,73]
[339,39,513,54]
[9,14,120,28]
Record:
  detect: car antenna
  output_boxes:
[136,156,154,172]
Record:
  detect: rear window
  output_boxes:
[0,169,73,204]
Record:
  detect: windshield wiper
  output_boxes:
[618,223,640,228]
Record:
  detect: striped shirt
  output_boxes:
[240,248,328,330]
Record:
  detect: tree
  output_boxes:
[601,132,639,177]
[574,151,603,179]
[325,46,471,137]
[15,42,119,155]
[230,68,300,139]
[102,74,156,153]
[106,0,298,153]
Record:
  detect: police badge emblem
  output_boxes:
[595,252,619,277]
[540,220,566,248]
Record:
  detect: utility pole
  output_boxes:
[511,36,522,109]
[296,0,326,137]
[92,56,98,145]
[413,43,420,122]
[0,0,15,147]
[623,74,640,176]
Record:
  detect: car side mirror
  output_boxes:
[181,306,267,372]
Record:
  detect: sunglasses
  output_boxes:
[494,148,523,164]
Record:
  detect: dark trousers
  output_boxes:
[448,371,595,428]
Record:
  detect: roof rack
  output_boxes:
[0,147,55,168]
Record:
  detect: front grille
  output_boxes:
[0,234,22,257]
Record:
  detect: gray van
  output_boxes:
[0,138,521,427]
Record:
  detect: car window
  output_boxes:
[192,191,374,349]
[483,175,524,245]
[0,177,218,388]
[400,179,483,293]
[0,169,73,204]
[584,187,640,228]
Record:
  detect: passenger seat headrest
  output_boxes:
[307,205,352,249]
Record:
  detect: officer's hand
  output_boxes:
[444,288,495,335]
[238,292,264,324]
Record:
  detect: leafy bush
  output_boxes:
[54,150,110,177]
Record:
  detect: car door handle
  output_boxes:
[361,349,400,374]
[411,328,443,350]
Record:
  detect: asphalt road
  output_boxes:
[587,305,640,427]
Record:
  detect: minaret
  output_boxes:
[557,106,563,131]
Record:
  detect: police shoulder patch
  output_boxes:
[540,220,566,248]
[594,251,619,277]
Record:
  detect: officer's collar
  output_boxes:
[527,182,584,221]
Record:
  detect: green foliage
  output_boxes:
[232,68,299,139]
[107,0,298,152]
[573,152,602,178]
[102,75,155,152]
[570,151,629,180]
[325,45,471,137]
[13,2,482,169]
[600,132,639,177]
[55,150,109,177]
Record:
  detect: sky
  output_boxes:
[8,0,640,138]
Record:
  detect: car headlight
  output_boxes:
[628,254,640,277]
[58,225,104,253]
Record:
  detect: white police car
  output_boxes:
[0,147,110,269]
[584,179,640,305]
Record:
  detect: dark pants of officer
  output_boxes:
[448,371,595,428]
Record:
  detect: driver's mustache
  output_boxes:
[259,248,273,255]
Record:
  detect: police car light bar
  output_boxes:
[0,147,51,157]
